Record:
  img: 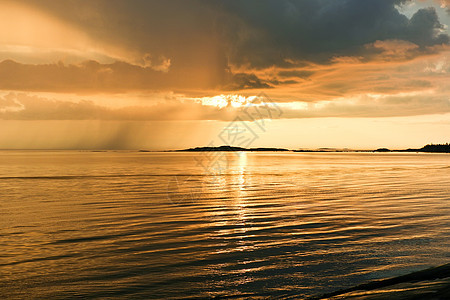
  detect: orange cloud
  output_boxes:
[0,0,449,123]
[0,1,174,70]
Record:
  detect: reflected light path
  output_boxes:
[237,151,247,191]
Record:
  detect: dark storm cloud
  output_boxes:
[225,73,274,90]
[215,0,449,67]
[277,70,315,79]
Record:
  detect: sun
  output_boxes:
[201,94,254,108]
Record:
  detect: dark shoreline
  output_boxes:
[313,263,450,299]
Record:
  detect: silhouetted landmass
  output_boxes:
[315,263,450,299]
[250,147,290,151]
[294,149,321,152]
[293,149,343,153]
[178,145,290,152]
[418,143,450,153]
[173,143,449,153]
[396,143,450,153]
[374,148,390,152]
[298,144,450,153]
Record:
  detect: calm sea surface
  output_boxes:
[0,151,449,299]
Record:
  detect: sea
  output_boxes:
[0,151,449,299]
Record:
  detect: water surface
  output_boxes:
[0,151,449,298]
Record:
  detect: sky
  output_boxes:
[0,0,449,150]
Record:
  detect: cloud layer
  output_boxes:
[0,0,449,123]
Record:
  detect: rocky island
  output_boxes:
[177,145,290,152]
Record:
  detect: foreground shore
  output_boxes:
[316,263,450,299]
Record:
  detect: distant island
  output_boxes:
[407,143,450,153]
[293,148,345,153]
[373,148,391,152]
[170,143,450,153]
[374,143,450,153]
[177,145,290,152]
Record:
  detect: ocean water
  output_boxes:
[0,151,449,299]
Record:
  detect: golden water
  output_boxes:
[0,151,449,298]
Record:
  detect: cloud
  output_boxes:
[0,59,226,93]
[11,0,224,72]
[0,93,242,121]
[429,0,450,13]
[1,45,449,107]
[2,86,449,122]
[225,73,274,90]
[0,0,159,68]
[215,0,450,68]
[0,0,449,119]
[367,39,420,59]
[278,92,450,118]
[0,58,278,93]
[277,70,315,79]
[10,1,450,70]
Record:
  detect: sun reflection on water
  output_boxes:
[237,151,247,191]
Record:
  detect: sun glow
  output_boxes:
[200,94,255,108]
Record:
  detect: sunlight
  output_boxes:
[201,94,254,108]
[237,152,247,190]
